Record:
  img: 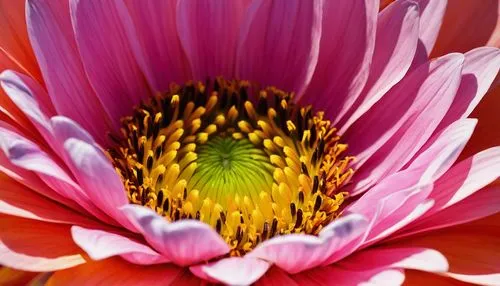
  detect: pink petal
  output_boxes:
[47,257,189,286]
[0,70,55,145]
[299,0,378,123]
[70,0,150,129]
[293,265,405,286]
[63,138,133,230]
[436,47,500,130]
[396,183,500,239]
[419,147,500,218]
[414,0,447,56]
[51,115,95,146]
[117,0,191,92]
[71,226,167,265]
[177,0,249,80]
[27,0,112,143]
[0,126,111,222]
[236,0,322,96]
[342,247,448,273]
[121,205,230,266]
[247,214,367,273]
[0,173,99,226]
[341,0,420,131]
[346,53,464,195]
[190,257,270,285]
[0,215,85,271]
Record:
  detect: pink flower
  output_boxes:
[1,0,499,285]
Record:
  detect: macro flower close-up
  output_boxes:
[1,0,500,285]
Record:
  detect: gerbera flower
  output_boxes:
[0,0,499,285]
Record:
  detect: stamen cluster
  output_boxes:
[109,79,354,255]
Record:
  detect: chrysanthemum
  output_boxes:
[1,0,499,285]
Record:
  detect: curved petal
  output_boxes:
[421,147,500,218]
[403,270,470,286]
[63,138,133,230]
[436,47,500,131]
[396,183,500,238]
[346,53,464,195]
[341,247,448,273]
[46,257,190,286]
[414,0,447,56]
[247,214,367,273]
[0,0,42,81]
[254,267,298,286]
[27,0,112,143]
[177,0,249,80]
[118,0,190,92]
[236,0,323,96]
[300,0,377,123]
[121,205,230,266]
[190,257,270,285]
[0,215,85,272]
[70,0,150,129]
[71,226,167,265]
[0,125,112,223]
[341,0,420,131]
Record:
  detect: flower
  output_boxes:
[0,0,499,285]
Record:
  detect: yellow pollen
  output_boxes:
[109,78,354,256]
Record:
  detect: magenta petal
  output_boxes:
[119,0,191,91]
[414,0,447,56]
[342,0,420,131]
[177,0,249,80]
[70,0,150,129]
[190,257,270,285]
[247,214,367,274]
[63,138,133,230]
[300,0,378,123]
[51,116,95,146]
[436,47,500,130]
[397,184,500,239]
[346,53,464,195]
[236,0,322,95]
[121,205,230,266]
[71,226,167,265]
[342,247,448,273]
[423,147,500,217]
[27,0,112,143]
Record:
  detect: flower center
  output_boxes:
[109,79,354,256]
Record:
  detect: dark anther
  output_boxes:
[257,95,268,115]
[262,222,269,239]
[174,209,180,221]
[183,188,188,200]
[312,176,319,193]
[195,211,201,220]
[236,226,243,243]
[163,198,170,212]
[155,144,162,159]
[314,195,322,212]
[298,191,305,204]
[220,211,226,224]
[301,162,309,176]
[216,219,222,233]
[137,167,143,185]
[270,217,278,237]
[156,190,164,208]
[309,127,317,148]
[294,209,303,229]
[146,154,154,171]
[290,202,297,217]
